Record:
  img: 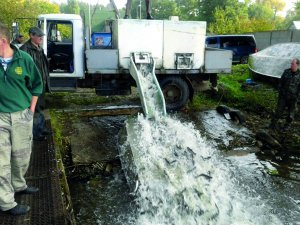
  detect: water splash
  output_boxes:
[119,66,281,224]
[120,114,281,225]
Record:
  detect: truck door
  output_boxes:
[47,21,74,73]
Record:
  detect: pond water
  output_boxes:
[68,111,300,225]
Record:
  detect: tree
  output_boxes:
[151,0,178,20]
[248,3,274,20]
[126,0,178,20]
[174,0,200,21]
[208,0,249,34]
[0,0,59,39]
[61,0,80,14]
[283,2,300,29]
[198,0,227,24]
[256,0,285,18]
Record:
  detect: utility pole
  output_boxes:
[139,0,142,19]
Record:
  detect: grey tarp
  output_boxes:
[248,43,300,78]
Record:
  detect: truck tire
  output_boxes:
[159,76,190,111]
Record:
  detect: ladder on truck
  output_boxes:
[130,53,167,119]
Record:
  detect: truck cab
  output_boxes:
[38,14,85,90]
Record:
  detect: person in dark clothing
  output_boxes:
[11,34,24,45]
[124,0,153,19]
[20,27,51,141]
[269,58,300,130]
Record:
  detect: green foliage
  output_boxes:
[190,65,277,114]
[188,93,219,111]
[0,0,294,37]
[284,2,300,29]
[174,0,200,21]
[218,65,277,113]
[209,6,251,34]
[266,168,279,176]
[0,0,59,38]
[67,0,80,14]
[46,91,111,109]
[198,0,227,24]
[248,18,276,32]
[258,0,286,14]
[218,65,250,101]
[0,0,59,40]
[74,2,116,32]
[208,0,250,34]
[248,3,274,20]
[208,0,287,33]
[49,110,63,147]
[151,0,179,20]
[56,23,72,40]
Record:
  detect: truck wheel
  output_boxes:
[159,76,190,111]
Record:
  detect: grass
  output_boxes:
[189,64,278,114]
[189,92,219,111]
[46,90,111,109]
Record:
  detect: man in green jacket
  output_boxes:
[0,23,43,215]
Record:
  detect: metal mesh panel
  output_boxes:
[0,125,68,225]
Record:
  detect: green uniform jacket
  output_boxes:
[0,45,43,113]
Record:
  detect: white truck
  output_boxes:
[35,14,232,111]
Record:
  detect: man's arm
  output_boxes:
[29,96,38,113]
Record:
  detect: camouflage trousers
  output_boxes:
[0,109,33,211]
[270,95,297,128]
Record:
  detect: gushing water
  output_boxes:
[119,70,282,224]
[121,115,281,225]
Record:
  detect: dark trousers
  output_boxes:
[33,87,46,138]
[270,95,297,127]
[125,0,151,16]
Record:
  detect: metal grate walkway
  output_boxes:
[0,122,69,225]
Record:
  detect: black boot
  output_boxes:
[5,205,30,215]
[146,13,153,19]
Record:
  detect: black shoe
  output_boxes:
[42,129,53,135]
[6,205,30,215]
[283,123,291,131]
[124,15,129,19]
[16,186,39,195]
[269,123,278,131]
[147,13,153,19]
[33,135,47,141]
